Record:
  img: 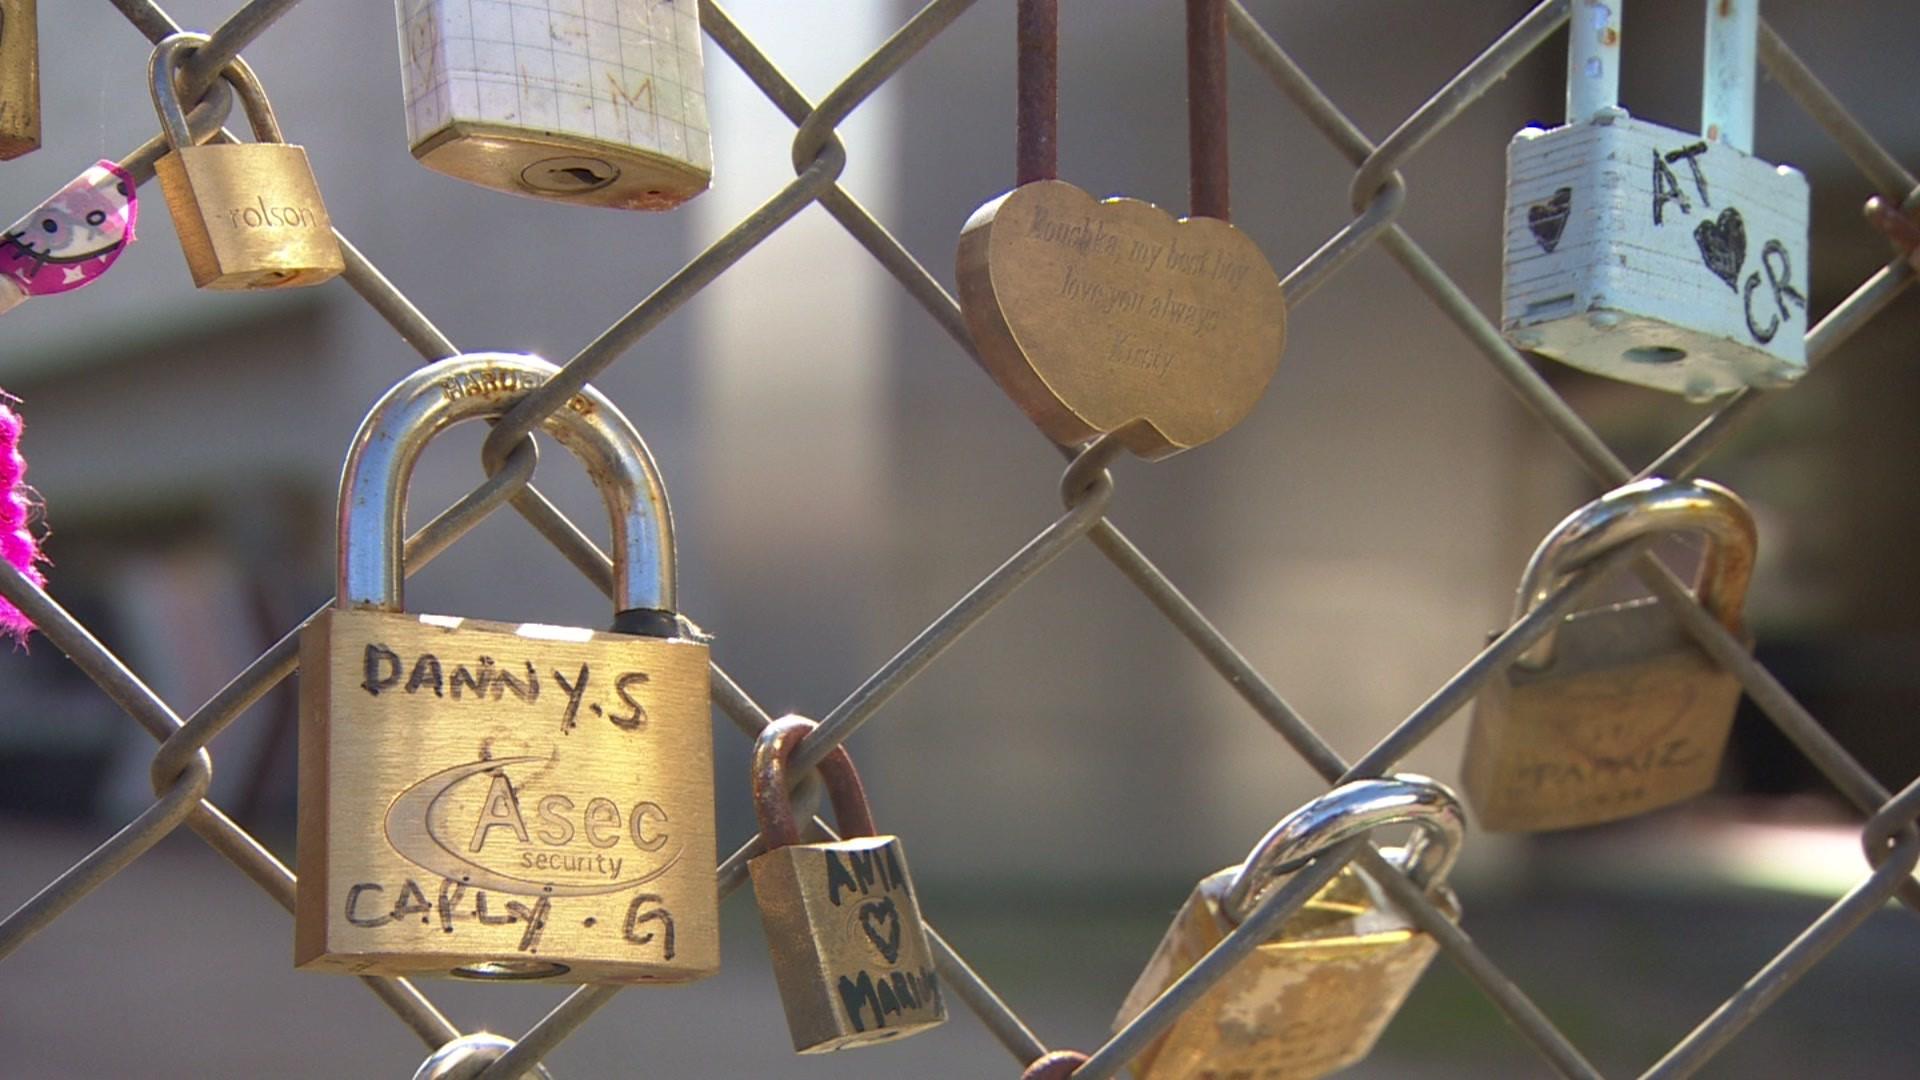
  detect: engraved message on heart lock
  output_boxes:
[956,180,1287,460]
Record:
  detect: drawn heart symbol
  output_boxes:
[956,180,1286,461]
[858,897,903,965]
[1693,207,1746,292]
[1527,187,1573,253]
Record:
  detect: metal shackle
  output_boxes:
[335,353,677,627]
[1512,476,1756,670]
[411,1033,554,1080]
[752,715,877,851]
[1222,774,1465,926]
[149,33,286,149]
[1566,1,1759,155]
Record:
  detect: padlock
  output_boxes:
[747,715,946,1053]
[1502,1,1809,397]
[294,353,718,984]
[1113,775,1464,1080]
[1463,477,1757,832]
[954,5,1286,460]
[149,32,344,290]
[0,1,38,160]
[395,0,711,210]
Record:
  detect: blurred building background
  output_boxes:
[2,1,1920,1077]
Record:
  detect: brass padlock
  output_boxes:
[295,353,718,984]
[149,32,344,290]
[0,1,38,160]
[1113,776,1464,1080]
[748,715,946,1053]
[1463,477,1757,832]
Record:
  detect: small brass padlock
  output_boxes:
[0,1,38,160]
[748,716,946,1053]
[295,353,718,984]
[1463,477,1757,832]
[149,33,344,290]
[1114,776,1464,1080]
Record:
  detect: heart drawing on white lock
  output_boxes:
[1528,187,1573,253]
[1693,207,1746,291]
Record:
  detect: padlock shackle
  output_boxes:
[1565,1,1760,153]
[149,33,285,148]
[1512,476,1755,670]
[751,715,878,851]
[335,353,677,619]
[1566,0,1623,125]
[1702,0,1758,154]
[1222,774,1464,926]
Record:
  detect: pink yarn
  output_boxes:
[0,395,46,640]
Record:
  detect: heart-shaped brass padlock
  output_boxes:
[957,180,1285,460]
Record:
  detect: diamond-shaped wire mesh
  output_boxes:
[2,1,1918,1077]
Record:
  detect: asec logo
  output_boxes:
[384,757,680,897]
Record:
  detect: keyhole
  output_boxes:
[520,156,621,195]
[553,166,609,187]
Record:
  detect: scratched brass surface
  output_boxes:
[1464,600,1747,832]
[154,143,344,290]
[955,179,1286,461]
[1115,867,1454,1080]
[749,835,945,1053]
[413,122,710,211]
[0,0,37,159]
[295,608,718,984]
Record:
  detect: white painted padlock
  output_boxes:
[1502,1,1809,398]
[395,0,711,210]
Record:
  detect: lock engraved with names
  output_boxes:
[295,609,718,983]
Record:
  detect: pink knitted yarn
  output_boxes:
[0,396,46,640]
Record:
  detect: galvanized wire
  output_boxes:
[0,1,1916,1076]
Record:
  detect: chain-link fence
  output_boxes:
[3,0,1919,1077]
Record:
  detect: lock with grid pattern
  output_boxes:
[295,353,718,984]
[395,0,712,209]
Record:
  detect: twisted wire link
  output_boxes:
[0,0,1908,1075]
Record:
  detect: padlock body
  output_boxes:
[154,142,345,290]
[1502,112,1810,396]
[0,0,38,160]
[396,0,711,210]
[748,834,946,1053]
[295,607,718,984]
[1465,600,1747,831]
[1114,865,1453,1080]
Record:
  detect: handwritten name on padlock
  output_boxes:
[815,843,941,1036]
[306,611,712,977]
[296,354,717,985]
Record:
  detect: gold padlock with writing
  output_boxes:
[1113,776,1464,1080]
[1463,477,1757,832]
[748,716,946,1053]
[295,353,718,984]
[0,1,38,160]
[149,32,344,290]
